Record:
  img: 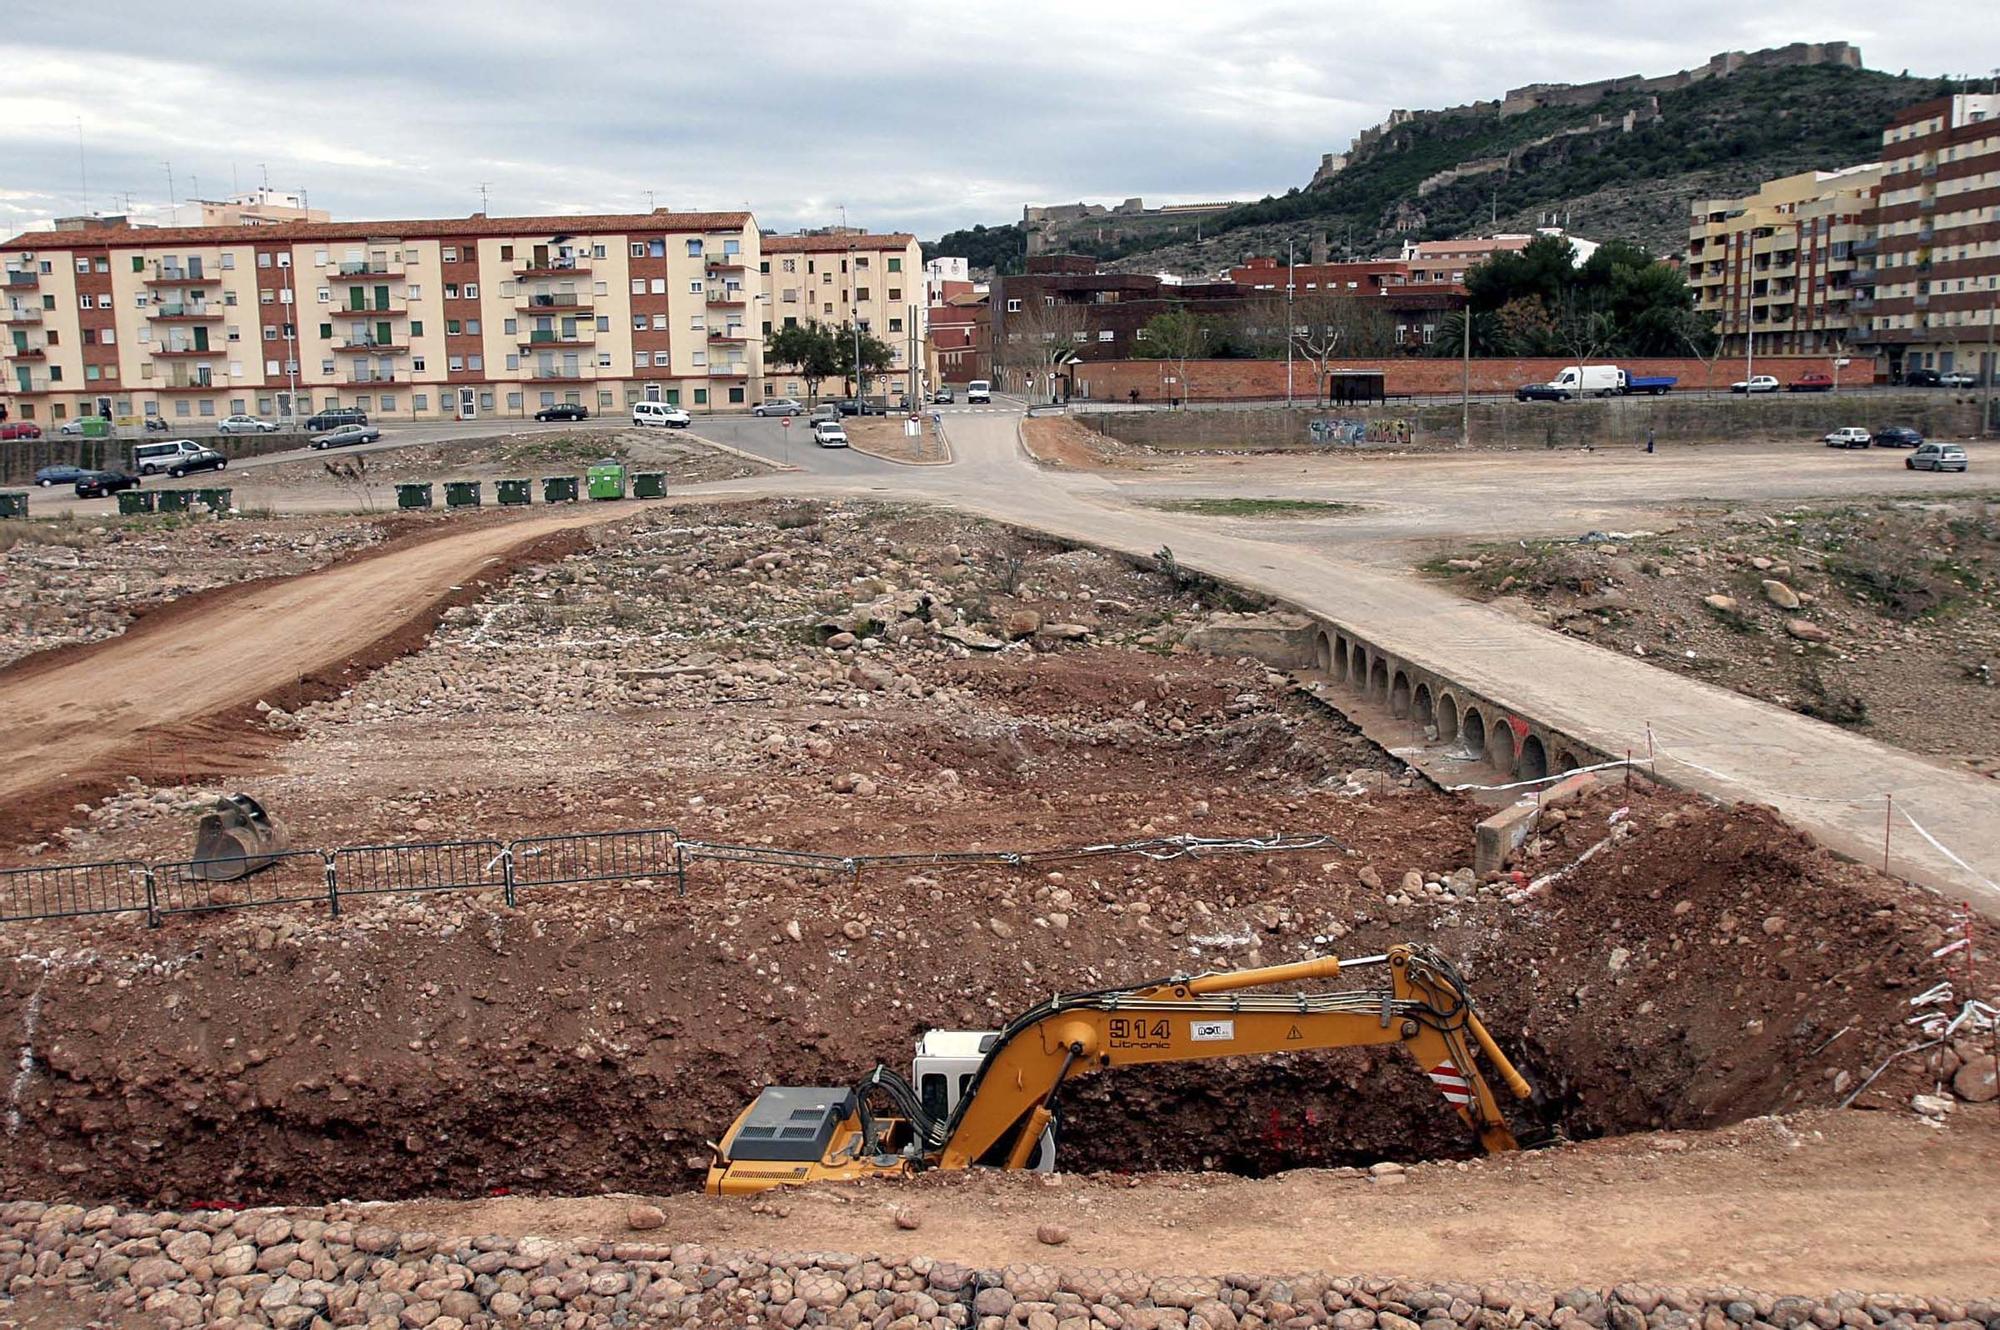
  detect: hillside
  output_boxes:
[927,59,1950,279]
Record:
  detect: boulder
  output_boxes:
[1005,608,1043,639]
[1703,595,1739,613]
[1785,619,1831,643]
[1953,1055,1998,1104]
[1761,580,1801,609]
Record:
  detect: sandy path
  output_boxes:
[0,506,634,809]
[365,1107,2000,1299]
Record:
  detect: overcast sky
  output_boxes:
[2,1,1988,241]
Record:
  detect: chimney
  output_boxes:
[1308,233,1329,265]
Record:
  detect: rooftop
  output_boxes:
[762,232,917,254]
[0,208,755,253]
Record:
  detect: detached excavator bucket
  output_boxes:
[191,793,291,881]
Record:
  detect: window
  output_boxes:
[77,295,91,310]
[316,288,330,303]
[888,257,902,272]
[409,320,423,336]
[276,254,290,268]
[889,317,903,333]
[131,256,145,273]
[689,280,703,294]
[598,389,614,407]
[499,245,513,261]
[443,247,458,262]
[1006,299,1022,312]
[762,320,772,335]
[728,386,745,404]
[319,322,333,339]
[75,258,90,274]
[632,315,647,330]
[444,283,459,299]
[595,316,609,332]
[85,365,100,381]
[888,289,901,302]
[97,294,112,309]
[855,257,869,269]
[503,318,517,334]
[782,258,796,273]
[630,242,646,258]
[467,354,482,371]
[464,284,478,299]
[690,316,705,330]
[1098,329,1114,342]
[412,356,425,372]
[199,399,216,417]
[592,245,607,260]
[413,393,429,412]
[257,253,272,268]
[634,351,649,369]
[723,238,739,255]
[446,320,461,335]
[321,358,336,374]
[466,319,480,335]
[596,352,611,367]
[686,239,702,257]
[505,353,520,371]
[648,239,664,258]
[651,313,667,330]
[649,278,665,294]
[448,355,464,372]
[220,253,235,270]
[631,279,646,295]
[693,388,707,405]
[263,327,278,341]
[856,287,870,301]
[406,284,421,301]
[652,350,671,366]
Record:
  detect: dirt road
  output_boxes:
[366,1108,2000,1299]
[0,505,635,820]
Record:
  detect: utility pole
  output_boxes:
[1462,298,1472,447]
[1983,289,1997,438]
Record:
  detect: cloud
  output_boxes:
[0,0,1979,239]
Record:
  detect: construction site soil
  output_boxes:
[0,499,1988,1245]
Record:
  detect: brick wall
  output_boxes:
[1069,356,1847,402]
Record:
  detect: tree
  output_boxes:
[1139,308,1206,406]
[1291,293,1398,400]
[1461,233,1704,359]
[1003,298,1089,401]
[829,322,896,397]
[765,322,841,404]
[1489,296,1559,356]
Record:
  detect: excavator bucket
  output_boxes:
[191,794,291,881]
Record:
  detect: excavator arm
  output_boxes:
[935,945,1530,1168]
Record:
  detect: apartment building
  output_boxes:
[757,232,926,400]
[1685,165,1884,356]
[1400,229,1599,283]
[929,290,990,384]
[1229,255,1464,349]
[1861,94,2000,380]
[0,208,763,425]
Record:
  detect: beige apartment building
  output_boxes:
[758,232,927,400]
[0,208,764,425]
[1862,93,2000,381]
[1685,165,1884,356]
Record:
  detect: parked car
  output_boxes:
[1788,373,1835,393]
[808,404,841,424]
[811,419,850,448]
[57,418,94,435]
[311,423,381,450]
[1731,375,1781,394]
[1907,442,1969,472]
[929,386,955,404]
[631,401,691,428]
[1823,427,1872,449]
[1514,382,1570,402]
[132,439,208,474]
[533,403,589,422]
[218,414,278,434]
[165,447,227,479]
[1903,368,1944,388]
[74,468,140,498]
[303,407,368,431]
[966,380,991,404]
[752,398,804,417]
[1872,425,1924,449]
[1938,371,1976,388]
[33,464,89,487]
[0,421,43,440]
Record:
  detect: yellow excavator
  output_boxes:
[706,943,1532,1196]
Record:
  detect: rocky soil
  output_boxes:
[0,515,389,668]
[9,1196,2000,1330]
[0,502,1991,1218]
[1421,497,2000,772]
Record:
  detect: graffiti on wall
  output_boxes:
[1308,418,1414,446]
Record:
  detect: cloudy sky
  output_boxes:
[2,1,1986,241]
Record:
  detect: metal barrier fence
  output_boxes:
[0,829,1342,930]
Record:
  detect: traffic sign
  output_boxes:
[781,416,792,429]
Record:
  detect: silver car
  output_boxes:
[218,414,279,434]
[311,423,382,450]
[1906,442,1968,472]
[753,398,804,417]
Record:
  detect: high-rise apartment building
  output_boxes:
[757,233,925,400]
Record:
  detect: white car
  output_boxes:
[218,414,278,434]
[1938,371,1976,388]
[632,402,691,428]
[1823,427,1871,449]
[811,419,849,448]
[57,418,91,436]
[1731,375,1780,394]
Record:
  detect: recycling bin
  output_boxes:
[587,460,626,501]
[444,481,482,509]
[118,490,156,516]
[157,490,193,513]
[632,471,667,499]
[542,475,580,503]
[0,492,27,519]
[496,478,532,506]
[195,488,232,513]
[396,483,434,510]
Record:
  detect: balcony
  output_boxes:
[707,328,750,343]
[156,374,219,390]
[6,342,47,359]
[0,306,41,323]
[5,271,38,288]
[521,329,594,347]
[1914,293,1931,309]
[705,288,747,305]
[515,254,591,278]
[146,264,212,286]
[150,302,224,320]
[1919,226,1935,242]
[1854,235,1879,253]
[332,299,407,315]
[1919,197,1936,213]
[336,337,409,353]
[704,256,749,272]
[333,260,405,278]
[705,364,750,378]
[152,344,222,357]
[9,374,49,392]
[517,292,592,313]
[1852,296,1875,311]
[523,366,591,382]
[343,373,401,385]
[1922,162,1938,178]
[1849,265,1877,284]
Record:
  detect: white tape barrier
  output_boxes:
[1444,756,1651,794]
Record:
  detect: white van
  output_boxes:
[132,439,207,475]
[966,380,991,404]
[632,401,691,429]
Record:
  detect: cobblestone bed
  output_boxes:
[2,1201,1994,1330]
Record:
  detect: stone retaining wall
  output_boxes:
[2,1201,1994,1330]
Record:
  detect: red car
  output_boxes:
[0,421,43,439]
[1787,373,1834,393]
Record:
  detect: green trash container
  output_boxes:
[444,480,482,509]
[117,490,156,516]
[0,492,27,519]
[496,478,532,506]
[542,475,579,503]
[79,417,111,439]
[587,460,626,501]
[396,482,434,510]
[157,490,193,513]
[632,471,667,499]
[195,488,232,513]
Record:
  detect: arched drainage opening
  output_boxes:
[1457,706,1486,762]
[1517,733,1549,783]
[1436,694,1460,746]
[1555,749,1581,774]
[1348,644,1367,690]
[1486,719,1518,774]
[1412,683,1435,736]
[1315,631,1335,675]
[1389,671,1412,719]
[1368,659,1389,701]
